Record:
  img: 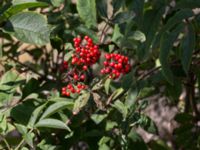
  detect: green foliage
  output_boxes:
[4,12,51,45]
[0,0,200,149]
[77,0,97,28]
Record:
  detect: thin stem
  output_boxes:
[7,55,44,77]
[99,22,109,44]
[2,137,11,150]
[138,66,161,81]
[15,129,34,150]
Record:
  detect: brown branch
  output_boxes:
[99,22,109,44]
[7,55,44,77]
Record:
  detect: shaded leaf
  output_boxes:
[113,11,135,24]
[163,9,193,31]
[104,78,111,94]
[23,132,34,148]
[159,23,184,84]
[50,0,64,7]
[40,101,74,120]
[28,103,47,127]
[126,0,144,24]
[112,0,124,13]
[112,100,128,120]
[0,1,48,22]
[107,88,124,104]
[96,0,108,18]
[174,113,193,124]
[91,114,107,124]
[4,12,51,45]
[10,101,35,125]
[180,23,195,73]
[35,118,71,131]
[73,92,90,115]
[129,30,146,43]
[77,0,96,28]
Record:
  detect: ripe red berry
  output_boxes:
[73,74,79,80]
[83,65,88,70]
[80,74,85,81]
[66,92,70,97]
[101,53,131,79]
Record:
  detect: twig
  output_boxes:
[138,66,161,81]
[15,128,34,150]
[99,22,109,44]
[0,135,11,150]
[7,55,44,77]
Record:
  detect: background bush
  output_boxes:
[0,0,200,149]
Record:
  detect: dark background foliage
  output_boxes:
[0,0,200,149]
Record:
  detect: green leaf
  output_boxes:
[139,115,158,134]
[96,0,108,18]
[159,23,184,84]
[0,1,48,23]
[91,114,107,124]
[105,120,117,131]
[22,78,40,99]
[50,36,64,52]
[15,123,34,148]
[50,0,64,7]
[40,101,74,120]
[28,103,47,127]
[107,88,124,104]
[175,0,200,9]
[149,140,171,150]
[0,70,21,91]
[0,114,8,134]
[138,8,164,60]
[121,70,135,91]
[180,23,195,73]
[112,0,124,13]
[77,0,97,28]
[125,81,138,109]
[126,0,144,24]
[23,132,34,148]
[104,78,111,94]
[10,102,35,125]
[174,113,193,124]
[112,100,128,120]
[35,118,71,131]
[128,129,148,150]
[163,9,194,31]
[113,11,135,24]
[4,12,51,45]
[15,124,27,135]
[73,92,90,115]
[98,136,111,146]
[129,30,146,43]
[112,24,123,44]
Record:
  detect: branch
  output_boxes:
[7,55,44,77]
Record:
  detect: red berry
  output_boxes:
[77,84,82,89]
[105,54,111,60]
[83,65,88,70]
[66,92,70,97]
[73,74,79,80]
[101,69,105,74]
[80,74,85,81]
[103,61,109,66]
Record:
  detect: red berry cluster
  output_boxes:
[60,61,68,71]
[71,36,101,70]
[101,53,131,79]
[61,36,101,97]
[62,83,87,97]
